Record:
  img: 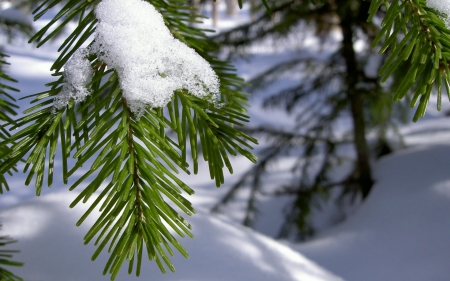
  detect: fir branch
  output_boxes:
[212,0,412,239]
[0,0,257,278]
[369,0,450,121]
[0,53,19,194]
[0,224,23,281]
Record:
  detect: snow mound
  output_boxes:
[54,0,220,117]
[296,145,450,281]
[0,191,344,281]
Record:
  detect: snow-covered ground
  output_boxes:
[1,2,450,281]
[0,191,344,281]
[295,143,450,281]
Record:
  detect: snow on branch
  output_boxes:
[54,0,220,117]
[54,48,93,108]
[427,0,450,27]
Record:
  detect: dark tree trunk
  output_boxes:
[213,0,219,27]
[338,3,374,198]
[250,0,257,22]
[189,0,201,22]
[225,0,237,16]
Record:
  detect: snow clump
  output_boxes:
[427,1,450,27]
[54,0,220,117]
[54,48,93,110]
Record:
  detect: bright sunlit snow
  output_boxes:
[53,48,93,110]
[427,0,450,26]
[3,2,450,281]
[54,0,220,117]
[295,144,450,281]
[0,191,344,281]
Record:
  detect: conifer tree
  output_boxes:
[1,0,450,279]
[0,5,33,280]
[212,0,450,238]
[0,59,24,280]
[0,0,257,279]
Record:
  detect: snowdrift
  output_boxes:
[297,144,450,281]
[0,191,344,281]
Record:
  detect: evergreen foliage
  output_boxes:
[0,2,32,194]
[0,0,449,279]
[369,0,450,121]
[0,0,256,279]
[0,53,19,194]
[213,0,450,239]
[0,7,32,279]
[0,224,23,281]
[0,56,23,281]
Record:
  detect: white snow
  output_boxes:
[53,48,93,110]
[427,0,450,27]
[295,144,450,281]
[0,191,344,281]
[0,5,32,27]
[0,4,346,280]
[54,0,220,117]
[3,2,450,281]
